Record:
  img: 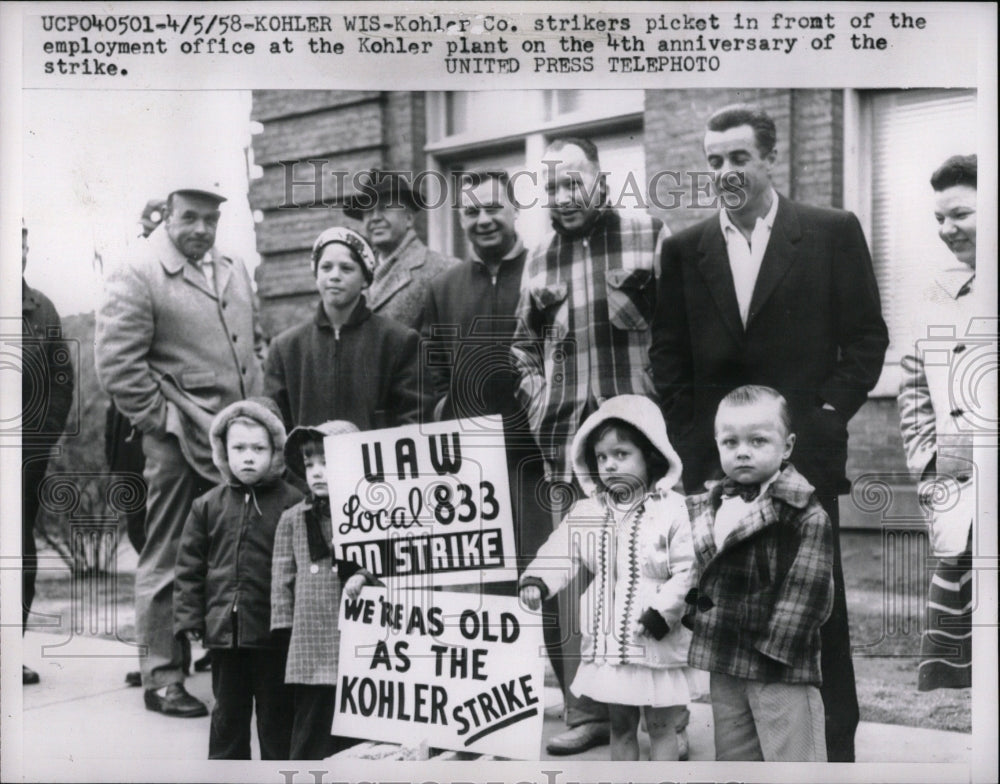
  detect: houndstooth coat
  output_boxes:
[271,499,344,685]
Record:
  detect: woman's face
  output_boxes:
[934,184,977,268]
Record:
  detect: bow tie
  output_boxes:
[721,478,761,502]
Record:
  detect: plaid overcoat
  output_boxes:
[684,465,834,686]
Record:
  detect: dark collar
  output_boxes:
[22,279,39,310]
[708,463,815,511]
[314,296,372,331]
[227,475,280,492]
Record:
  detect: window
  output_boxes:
[851,88,977,393]
[426,91,645,258]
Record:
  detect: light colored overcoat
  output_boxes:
[96,227,265,481]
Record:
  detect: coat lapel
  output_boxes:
[182,263,217,299]
[155,229,218,300]
[696,220,745,344]
[746,195,801,326]
[369,236,422,310]
[687,495,719,566]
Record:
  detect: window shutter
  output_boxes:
[869,89,977,364]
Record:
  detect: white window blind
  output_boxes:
[869,89,977,365]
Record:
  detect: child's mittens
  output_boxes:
[642,534,672,579]
[518,577,549,611]
[343,573,368,601]
[637,608,670,640]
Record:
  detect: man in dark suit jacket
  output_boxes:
[649,104,889,762]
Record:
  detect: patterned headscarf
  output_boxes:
[311,226,377,282]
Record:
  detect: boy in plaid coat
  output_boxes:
[684,386,834,761]
[271,421,380,759]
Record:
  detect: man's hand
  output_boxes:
[183,629,202,643]
[520,585,542,611]
[344,573,367,601]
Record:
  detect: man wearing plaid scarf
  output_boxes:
[511,137,674,756]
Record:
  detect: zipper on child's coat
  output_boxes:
[232,488,262,622]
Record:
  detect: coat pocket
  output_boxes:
[181,369,218,390]
[530,283,570,341]
[605,269,654,331]
[920,474,975,558]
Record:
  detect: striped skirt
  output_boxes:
[917,548,972,691]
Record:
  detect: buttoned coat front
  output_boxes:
[270,499,344,685]
[898,266,990,556]
[684,465,834,686]
[95,227,265,481]
[21,280,74,454]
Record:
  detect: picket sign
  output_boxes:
[325,417,544,758]
[331,586,547,759]
[325,416,519,588]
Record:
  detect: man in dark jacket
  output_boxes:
[649,103,889,761]
[21,222,75,685]
[265,226,425,432]
[421,170,552,566]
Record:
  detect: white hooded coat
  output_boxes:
[521,395,695,669]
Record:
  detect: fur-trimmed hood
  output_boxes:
[209,396,287,484]
[570,394,683,497]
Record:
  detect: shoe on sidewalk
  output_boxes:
[545,721,610,755]
[144,683,208,718]
[125,671,142,688]
[23,665,40,685]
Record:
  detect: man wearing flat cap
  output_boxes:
[344,170,458,330]
[96,182,265,717]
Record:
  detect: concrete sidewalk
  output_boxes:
[16,631,972,769]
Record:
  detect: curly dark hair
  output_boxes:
[584,419,671,491]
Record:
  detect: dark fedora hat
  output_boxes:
[343,170,425,220]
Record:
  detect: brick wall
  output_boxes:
[249,91,426,337]
[642,88,844,233]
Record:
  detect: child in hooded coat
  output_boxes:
[174,396,302,759]
[272,420,381,760]
[520,395,705,761]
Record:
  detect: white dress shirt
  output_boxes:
[720,190,780,326]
